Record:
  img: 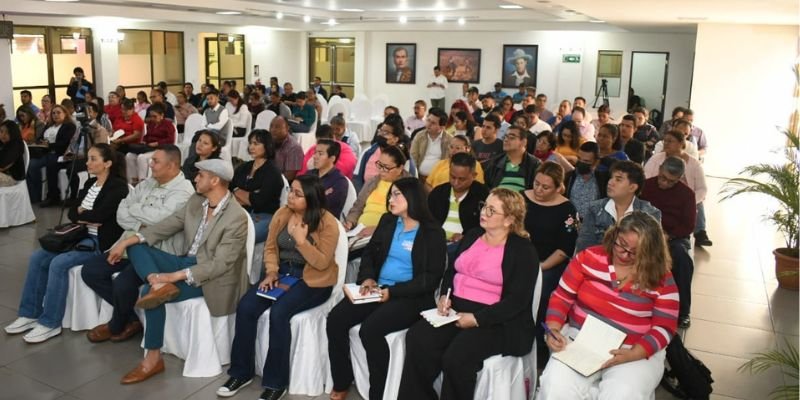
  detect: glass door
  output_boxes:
[628,51,669,127]
[205,34,245,89]
[309,38,355,99]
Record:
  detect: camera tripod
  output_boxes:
[593,79,610,108]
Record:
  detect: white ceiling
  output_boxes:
[7,0,800,32]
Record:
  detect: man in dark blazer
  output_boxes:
[427,153,490,258]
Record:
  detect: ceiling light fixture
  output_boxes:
[276,12,284,19]
[303,15,312,22]
[342,8,364,12]
[457,17,465,25]
[324,18,338,25]
[499,5,523,9]
[589,19,605,23]
[399,16,407,24]
[216,11,242,15]
[435,15,444,23]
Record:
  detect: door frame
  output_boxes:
[628,51,669,125]
[308,38,355,96]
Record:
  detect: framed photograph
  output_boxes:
[437,48,481,83]
[502,45,538,88]
[386,43,417,84]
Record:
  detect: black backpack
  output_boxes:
[660,335,714,399]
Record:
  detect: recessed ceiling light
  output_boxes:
[399,16,407,24]
[44,0,80,2]
[339,38,352,44]
[457,17,465,25]
[499,5,523,9]
[435,15,445,23]
[589,19,605,23]
[342,8,364,12]
[216,11,242,15]
[276,12,284,19]
[303,15,312,22]
[322,18,338,25]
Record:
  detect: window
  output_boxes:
[10,26,94,112]
[204,34,245,90]
[118,30,185,97]
[596,50,623,98]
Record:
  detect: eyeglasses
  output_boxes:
[287,189,305,198]
[504,134,521,141]
[613,240,637,258]
[375,160,399,172]
[478,201,505,217]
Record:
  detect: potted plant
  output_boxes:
[738,339,799,400]
[721,63,799,289]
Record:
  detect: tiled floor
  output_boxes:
[0,176,796,400]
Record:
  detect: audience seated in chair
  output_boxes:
[218,175,339,400]
[305,138,349,218]
[595,123,629,172]
[202,89,230,131]
[82,145,194,343]
[182,129,222,185]
[354,114,410,191]
[270,117,303,182]
[298,124,356,179]
[106,158,249,384]
[471,114,504,163]
[618,114,646,164]
[225,90,250,138]
[5,144,128,343]
[17,105,45,145]
[125,103,176,185]
[288,91,315,133]
[330,114,361,159]
[327,178,447,400]
[34,104,78,207]
[230,130,284,243]
[110,99,145,155]
[405,100,427,134]
[174,92,199,134]
[146,88,175,122]
[631,107,659,159]
[530,130,574,174]
[564,142,609,220]
[0,121,26,187]
[483,126,541,191]
[424,135,485,191]
[410,107,452,183]
[400,188,538,400]
[64,102,112,204]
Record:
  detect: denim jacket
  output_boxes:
[574,197,662,253]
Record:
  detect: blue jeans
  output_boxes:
[695,202,706,233]
[251,212,273,244]
[228,261,332,390]
[18,236,100,328]
[127,244,202,349]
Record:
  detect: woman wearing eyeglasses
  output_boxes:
[399,188,538,400]
[343,145,410,239]
[538,212,678,399]
[327,177,446,400]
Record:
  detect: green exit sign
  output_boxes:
[562,54,581,63]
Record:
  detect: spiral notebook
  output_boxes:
[420,308,461,328]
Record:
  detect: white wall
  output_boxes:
[355,30,697,120]
[691,23,798,177]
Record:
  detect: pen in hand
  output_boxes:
[541,322,563,344]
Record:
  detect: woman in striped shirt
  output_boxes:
[539,211,678,399]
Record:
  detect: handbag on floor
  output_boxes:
[38,223,90,253]
[660,335,713,399]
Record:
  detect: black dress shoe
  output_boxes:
[40,197,62,208]
[694,230,713,247]
[216,376,253,397]
[679,315,691,329]
[259,388,286,400]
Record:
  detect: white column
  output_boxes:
[0,39,13,114]
[92,33,119,97]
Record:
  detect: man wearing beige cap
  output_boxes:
[105,158,250,384]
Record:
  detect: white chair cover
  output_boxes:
[57,169,88,201]
[340,178,357,221]
[350,98,372,122]
[513,103,523,111]
[328,103,348,121]
[0,142,36,227]
[232,111,254,161]
[137,208,256,377]
[255,110,276,131]
[328,95,343,107]
[138,109,147,121]
[349,327,408,400]
[219,121,235,162]
[254,223,349,395]
[295,110,318,153]
[178,114,206,163]
[317,96,330,124]
[62,266,114,330]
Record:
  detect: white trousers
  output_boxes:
[125,152,154,182]
[538,327,665,400]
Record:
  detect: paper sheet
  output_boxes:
[552,314,627,377]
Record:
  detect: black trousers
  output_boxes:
[326,295,433,399]
[398,297,504,400]
[536,262,568,369]
[669,238,694,318]
[80,255,144,334]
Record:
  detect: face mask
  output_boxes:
[576,161,592,175]
[375,135,389,148]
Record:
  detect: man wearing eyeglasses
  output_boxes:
[640,156,696,329]
[483,126,540,191]
[575,160,661,253]
[81,145,194,344]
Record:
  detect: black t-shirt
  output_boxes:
[473,139,504,163]
[522,194,578,263]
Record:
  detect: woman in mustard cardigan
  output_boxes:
[218,174,340,400]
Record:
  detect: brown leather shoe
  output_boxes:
[135,283,180,310]
[330,389,349,400]
[120,358,165,384]
[110,321,143,342]
[87,324,112,343]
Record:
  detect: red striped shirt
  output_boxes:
[546,245,678,357]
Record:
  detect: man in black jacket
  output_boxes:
[428,153,489,258]
[483,126,541,190]
[565,141,610,219]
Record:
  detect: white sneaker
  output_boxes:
[22,323,61,344]
[4,317,38,334]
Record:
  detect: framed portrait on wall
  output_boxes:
[502,45,538,88]
[437,48,481,83]
[386,43,417,84]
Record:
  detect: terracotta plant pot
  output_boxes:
[774,248,799,291]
